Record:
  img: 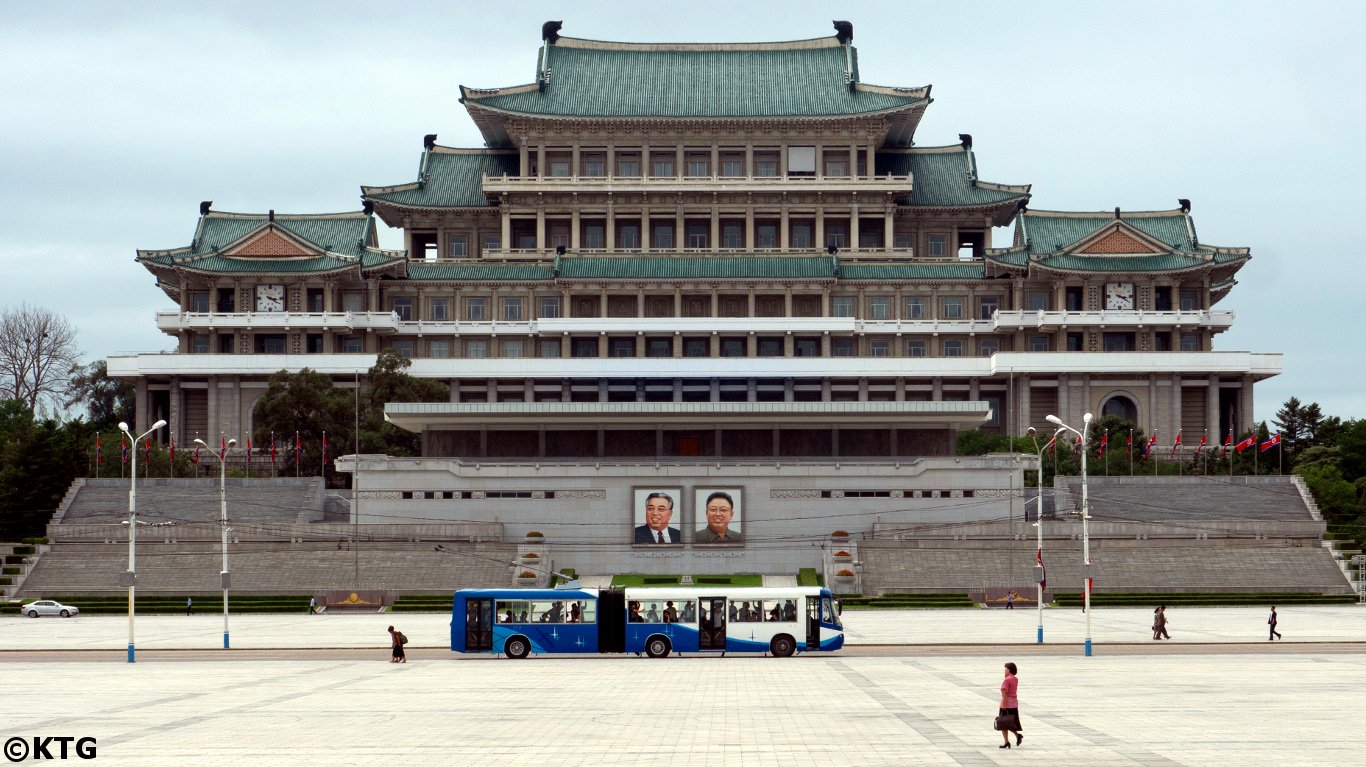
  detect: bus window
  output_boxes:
[764,599,797,622]
[732,600,762,622]
[821,597,842,629]
[529,600,568,623]
[496,600,531,623]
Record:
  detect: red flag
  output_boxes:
[1195,432,1207,457]
[1260,433,1281,453]
[1073,434,1082,456]
[1045,435,1056,455]
[1126,431,1133,448]
[1036,547,1047,590]
[270,432,277,469]
[1097,431,1108,458]
[1222,430,1233,457]
[322,431,328,464]
[247,438,252,468]
[1170,431,1182,457]
[192,442,201,465]
[1235,434,1257,453]
[295,431,302,468]
[121,436,129,464]
[220,435,227,461]
[169,437,175,465]
[1143,432,1158,458]
[144,437,152,468]
[96,434,103,467]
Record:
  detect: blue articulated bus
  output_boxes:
[451,586,843,658]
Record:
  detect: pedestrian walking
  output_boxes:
[1268,606,1282,641]
[309,596,317,615]
[1153,605,1171,640]
[995,662,1023,749]
[1006,592,1014,610]
[186,597,193,616]
[387,625,408,663]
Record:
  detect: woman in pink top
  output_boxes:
[997,662,1023,748]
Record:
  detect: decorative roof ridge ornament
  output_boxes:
[834,21,855,91]
[1178,198,1198,246]
[833,20,853,44]
[537,21,562,92]
[199,200,212,216]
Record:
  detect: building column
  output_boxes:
[850,205,860,252]
[535,209,546,251]
[1206,374,1221,438]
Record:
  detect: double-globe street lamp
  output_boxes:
[1045,412,1095,657]
[118,419,166,664]
[1025,425,1065,644]
[195,437,236,650]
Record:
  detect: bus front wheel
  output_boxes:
[770,635,796,657]
[645,636,672,658]
[504,636,531,659]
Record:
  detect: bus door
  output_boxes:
[598,589,626,653]
[699,597,727,650]
[805,596,821,650]
[465,597,494,652]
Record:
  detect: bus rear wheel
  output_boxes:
[770,635,796,657]
[645,636,671,658]
[504,636,531,659]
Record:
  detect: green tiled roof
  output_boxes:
[558,254,836,280]
[840,262,986,280]
[1021,211,1193,254]
[462,37,923,119]
[878,148,1029,208]
[137,211,401,276]
[407,262,554,281]
[1038,253,1211,272]
[363,149,517,208]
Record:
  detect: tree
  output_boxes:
[1273,396,1325,466]
[0,304,81,415]
[65,360,136,430]
[0,399,86,539]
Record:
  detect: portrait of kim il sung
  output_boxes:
[694,487,743,545]
[633,487,683,545]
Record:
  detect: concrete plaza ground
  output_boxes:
[2,606,1363,765]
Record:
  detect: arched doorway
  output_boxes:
[1101,394,1138,423]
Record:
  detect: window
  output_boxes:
[650,153,674,178]
[1027,291,1049,312]
[1066,333,1084,351]
[501,340,524,358]
[720,154,744,176]
[306,334,323,353]
[572,339,598,357]
[869,297,889,320]
[1179,290,1198,311]
[539,340,561,358]
[794,338,819,357]
[430,298,450,321]
[870,339,890,357]
[218,334,235,354]
[616,153,640,177]
[341,336,363,353]
[893,233,913,250]
[429,340,450,358]
[611,338,635,358]
[191,335,209,353]
[305,288,324,313]
[191,292,209,312]
[538,296,561,319]
[581,153,605,177]
[216,288,235,313]
[686,224,708,249]
[685,153,709,177]
[756,224,778,249]
[466,297,487,321]
[617,224,640,250]
[791,224,813,249]
[787,146,816,175]
[647,338,672,357]
[720,338,745,357]
[757,338,783,357]
[823,155,848,177]
[392,297,414,322]
[503,298,524,321]
[483,234,501,253]
[906,339,926,357]
[582,224,605,250]
[256,334,286,354]
[833,297,854,317]
[928,234,948,258]
[722,224,743,249]
[448,235,468,258]
[978,338,999,356]
[755,152,779,177]
[979,296,999,320]
[391,339,414,358]
[1180,334,1200,351]
[825,225,846,249]
[1154,333,1171,351]
[465,340,488,358]
[1028,335,1049,352]
[1103,332,1135,352]
[941,296,964,320]
[652,224,674,249]
[683,338,709,357]
[905,296,926,320]
[833,339,855,357]
[943,340,963,357]
[548,160,571,177]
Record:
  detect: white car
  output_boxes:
[21,600,79,618]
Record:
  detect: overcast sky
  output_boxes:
[3,1,1362,423]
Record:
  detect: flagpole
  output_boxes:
[1104,429,1109,476]
[1128,429,1133,477]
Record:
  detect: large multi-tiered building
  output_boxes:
[110,22,1281,576]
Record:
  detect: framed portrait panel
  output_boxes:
[693,487,743,545]
[631,486,684,545]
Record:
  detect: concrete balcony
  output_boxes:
[481,172,914,196]
[156,311,401,335]
[993,309,1235,331]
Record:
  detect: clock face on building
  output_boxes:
[255,284,285,312]
[1105,282,1134,310]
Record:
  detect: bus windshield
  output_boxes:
[821,597,841,629]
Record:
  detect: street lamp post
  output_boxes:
[195,437,236,649]
[1046,412,1094,657]
[1025,426,1062,644]
[119,419,167,664]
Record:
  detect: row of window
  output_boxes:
[190,333,1202,357]
[531,146,868,180]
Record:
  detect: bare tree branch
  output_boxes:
[0,303,82,414]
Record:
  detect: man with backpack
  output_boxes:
[387,625,408,663]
